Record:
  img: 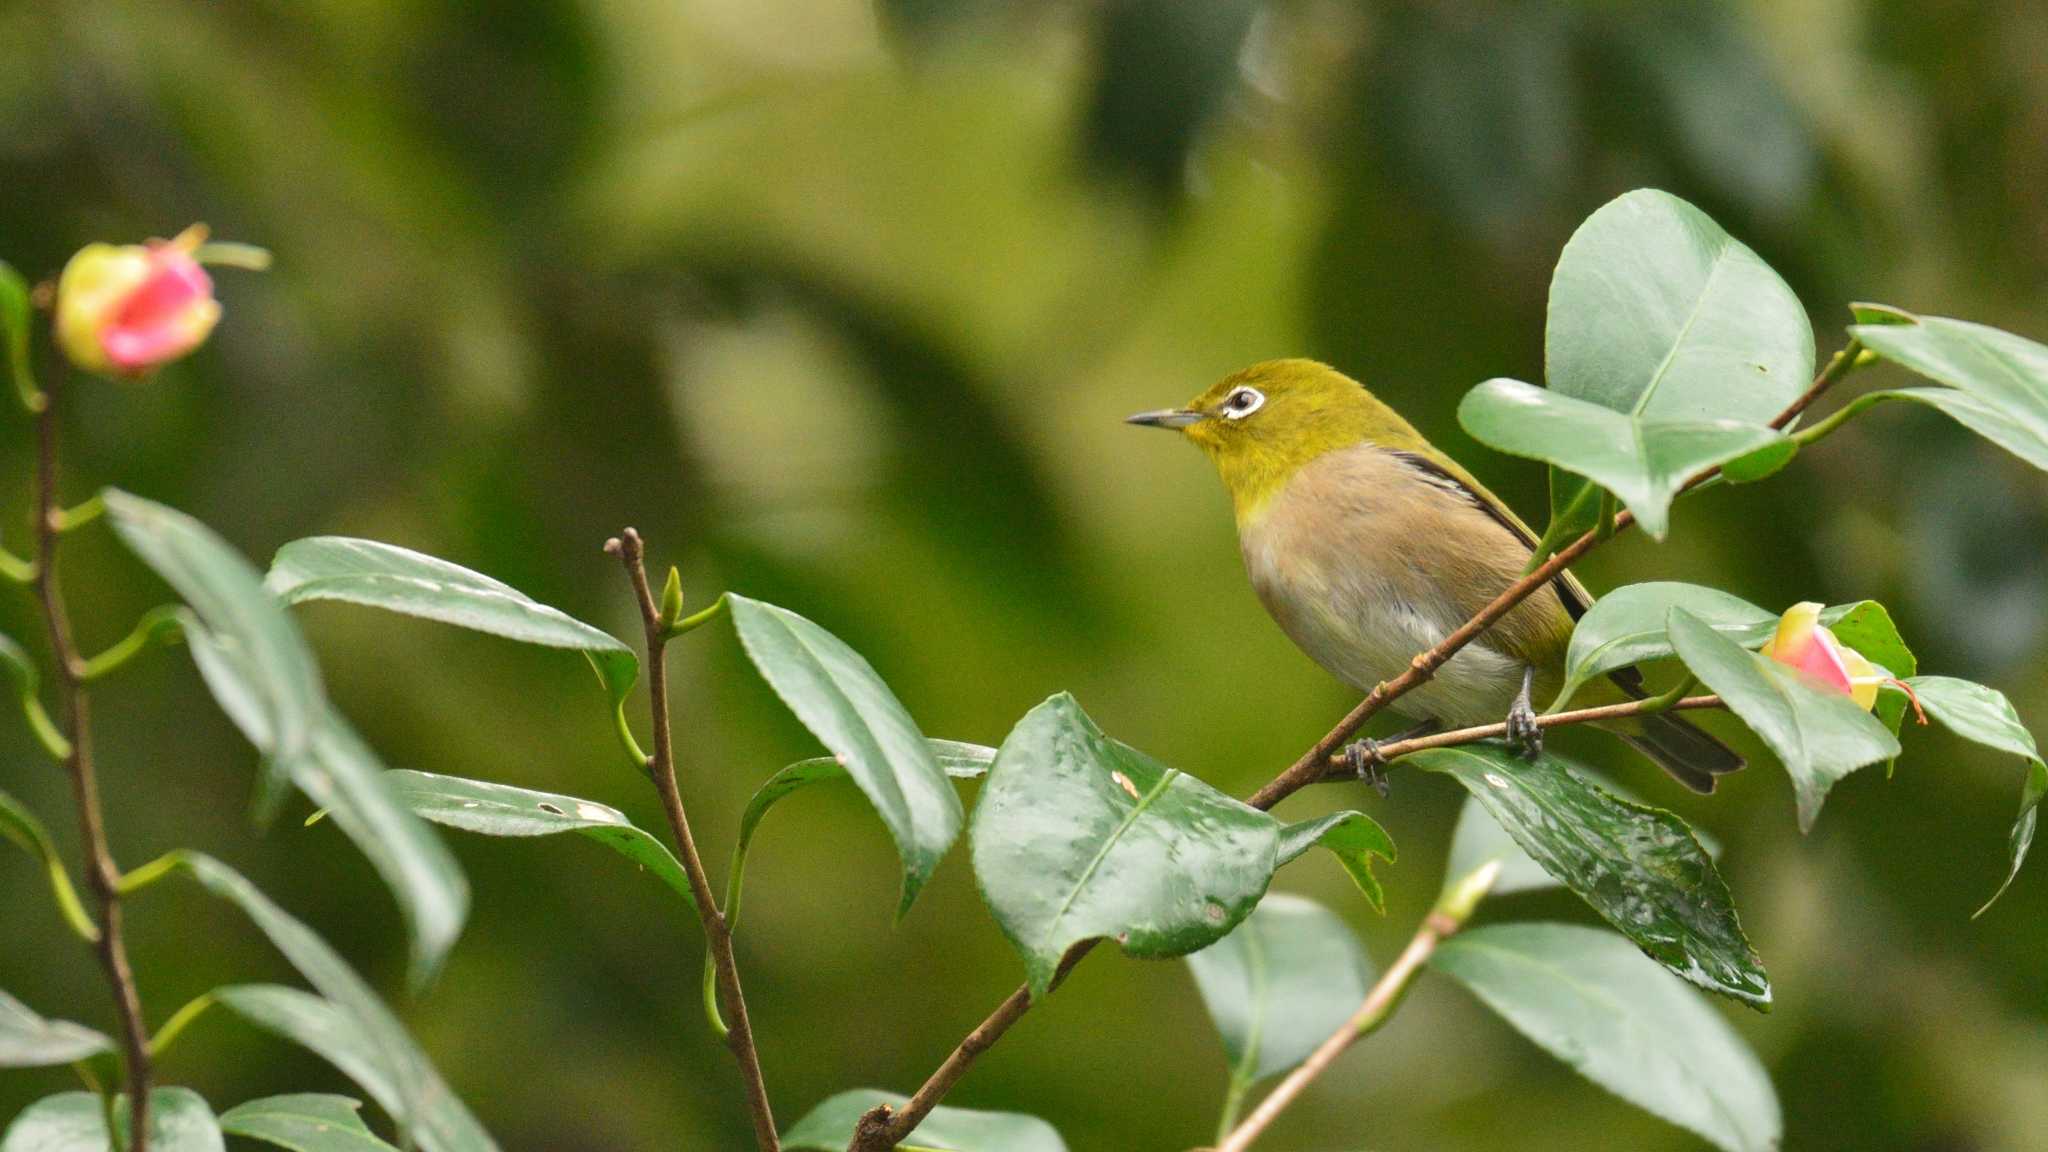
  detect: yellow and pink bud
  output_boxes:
[1759,601,1902,712]
[56,225,222,377]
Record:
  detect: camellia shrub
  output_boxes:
[3,190,2046,1152]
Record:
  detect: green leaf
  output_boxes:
[0,789,97,942]
[1667,608,1899,832]
[1185,894,1373,1083]
[1902,676,2047,914]
[1275,811,1396,913]
[782,1090,1067,1152]
[970,693,1279,999]
[3,1089,225,1152]
[173,856,498,1152]
[0,260,33,411]
[1459,378,1788,540]
[1431,923,1781,1152]
[729,740,994,930]
[1442,797,1556,899]
[264,537,637,708]
[727,595,963,917]
[1850,312,2048,470]
[0,989,113,1067]
[1554,582,1778,708]
[1718,438,1799,484]
[219,1094,398,1152]
[385,770,695,909]
[180,617,467,987]
[1407,745,1769,1007]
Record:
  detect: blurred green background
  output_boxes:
[5,1,2048,1148]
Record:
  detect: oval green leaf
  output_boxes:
[782,1090,1067,1152]
[1555,582,1779,707]
[1407,744,1769,1007]
[728,595,963,917]
[5,1088,225,1152]
[219,1094,398,1152]
[1460,378,1788,539]
[1186,893,1373,1083]
[173,855,498,1152]
[1850,312,2048,470]
[970,693,1280,999]
[0,989,113,1068]
[1431,923,1781,1152]
[385,770,694,910]
[1903,676,2047,914]
[1667,608,1899,832]
[1275,811,1396,913]
[264,537,637,705]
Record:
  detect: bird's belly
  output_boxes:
[1244,542,1526,726]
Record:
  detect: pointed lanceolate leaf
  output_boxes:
[108,494,467,985]
[4,1089,225,1152]
[1186,894,1373,1082]
[727,595,963,917]
[1459,378,1789,539]
[1407,745,1769,1007]
[1276,811,1396,912]
[0,989,113,1067]
[219,1094,398,1152]
[174,856,498,1152]
[1850,312,2048,471]
[782,1090,1067,1152]
[1902,676,2047,914]
[970,694,1280,998]
[1668,608,1899,831]
[264,537,637,707]
[1431,923,1781,1152]
[386,770,695,911]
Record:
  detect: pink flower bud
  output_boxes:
[56,226,221,377]
[1759,601,1887,710]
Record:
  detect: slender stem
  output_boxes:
[1211,863,1501,1152]
[852,344,1867,1149]
[608,529,780,1152]
[146,992,218,1059]
[80,606,183,683]
[1215,1069,1254,1145]
[1314,695,1725,780]
[34,365,152,1152]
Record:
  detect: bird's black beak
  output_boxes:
[1125,408,1205,429]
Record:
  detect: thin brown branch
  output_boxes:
[852,344,1864,1149]
[1210,862,1500,1152]
[1314,695,1726,780]
[35,365,152,1151]
[608,529,779,1152]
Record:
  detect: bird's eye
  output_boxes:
[1222,387,1265,419]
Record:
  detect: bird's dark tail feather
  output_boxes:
[1619,713,1745,794]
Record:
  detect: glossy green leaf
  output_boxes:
[1407,744,1769,1007]
[1442,797,1556,898]
[0,989,113,1067]
[1554,582,1777,708]
[264,537,637,706]
[970,693,1279,998]
[1667,608,1899,832]
[1902,676,2047,914]
[215,988,397,1121]
[782,1090,1066,1152]
[1459,378,1788,540]
[386,770,694,910]
[1185,894,1373,1083]
[174,855,498,1152]
[4,1089,225,1152]
[1850,312,2048,470]
[181,618,467,986]
[728,595,963,917]
[219,1094,397,1152]
[1275,811,1396,913]
[0,789,97,943]
[1431,923,1781,1152]
[729,740,993,930]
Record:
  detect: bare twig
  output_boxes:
[34,364,152,1151]
[848,346,1865,1149]
[608,529,779,1152]
[1314,695,1726,779]
[1209,862,1503,1152]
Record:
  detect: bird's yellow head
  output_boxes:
[1128,359,1426,518]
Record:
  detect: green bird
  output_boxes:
[1128,358,1742,792]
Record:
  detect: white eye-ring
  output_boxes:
[1222,386,1265,419]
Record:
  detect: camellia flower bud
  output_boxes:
[1759,601,1889,710]
[55,225,221,377]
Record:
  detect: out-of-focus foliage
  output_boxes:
[5,1,2048,1148]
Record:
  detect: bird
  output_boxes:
[1127,358,1743,792]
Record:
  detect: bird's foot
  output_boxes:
[1506,667,1543,760]
[1341,738,1391,797]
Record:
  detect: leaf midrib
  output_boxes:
[1041,768,1179,950]
[1630,241,1731,418]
